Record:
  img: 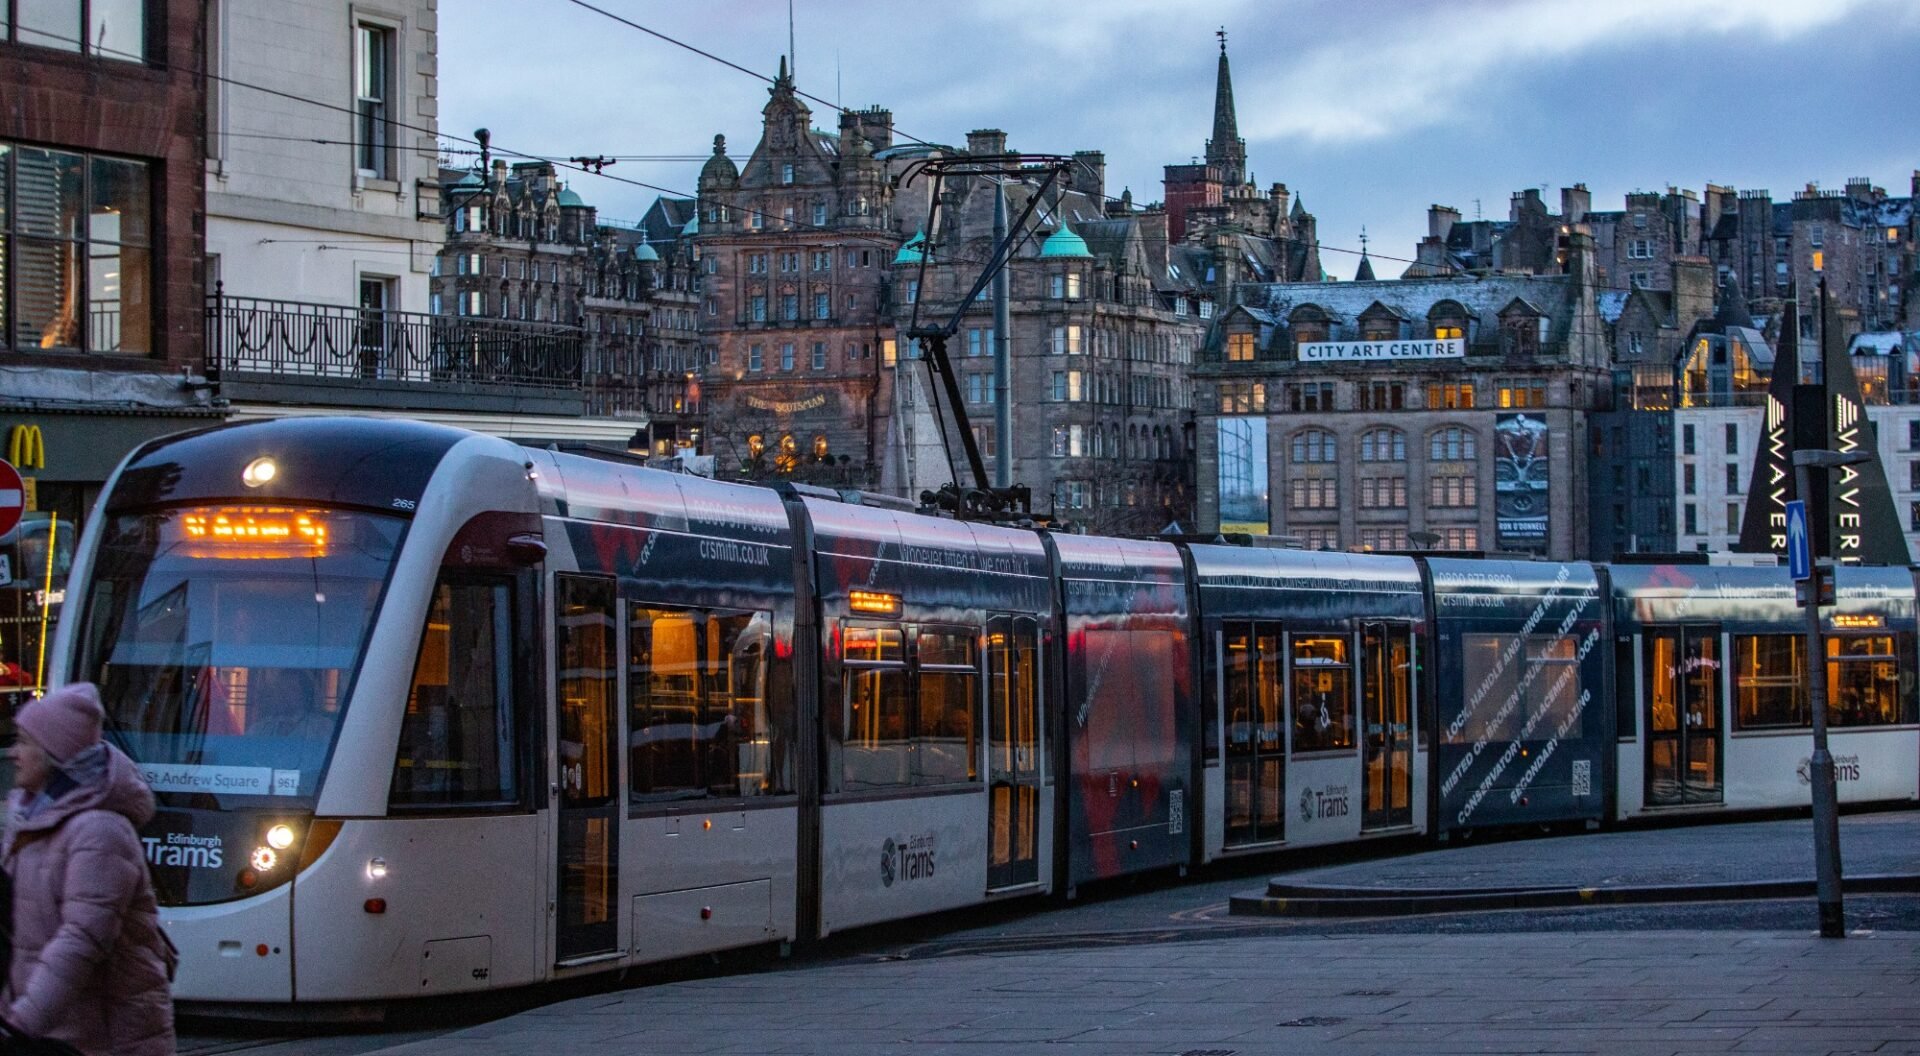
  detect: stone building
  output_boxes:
[1704,177,1915,337]
[694,60,903,483]
[886,131,1207,532]
[1161,38,1321,284]
[0,0,218,540]
[433,158,702,445]
[0,0,218,687]
[1193,235,1609,560]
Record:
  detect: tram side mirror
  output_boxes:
[505,533,548,566]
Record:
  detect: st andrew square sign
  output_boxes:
[1297,337,1465,362]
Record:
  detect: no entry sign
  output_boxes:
[0,459,24,538]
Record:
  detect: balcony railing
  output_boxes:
[206,294,585,391]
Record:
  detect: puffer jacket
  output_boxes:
[4,744,174,1056]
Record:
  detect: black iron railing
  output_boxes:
[206,292,585,391]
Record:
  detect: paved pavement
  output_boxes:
[178,810,1920,1055]
[1266,810,1920,893]
[362,929,1920,1055]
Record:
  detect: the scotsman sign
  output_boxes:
[1296,337,1465,362]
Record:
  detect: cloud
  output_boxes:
[1241,0,1906,144]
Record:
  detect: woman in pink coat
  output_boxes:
[5,683,174,1056]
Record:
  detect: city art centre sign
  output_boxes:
[1297,337,1465,362]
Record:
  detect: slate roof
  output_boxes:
[1237,272,1587,350]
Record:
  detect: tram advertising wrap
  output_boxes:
[1427,559,1608,832]
[1052,534,1194,888]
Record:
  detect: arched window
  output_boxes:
[1429,426,1477,462]
[1360,428,1406,462]
[1091,427,1104,458]
[1290,429,1336,464]
[1158,427,1172,461]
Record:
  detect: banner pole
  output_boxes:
[33,512,56,694]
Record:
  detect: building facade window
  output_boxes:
[747,344,764,371]
[1440,527,1479,549]
[1358,527,1408,551]
[354,22,394,178]
[1360,428,1406,462]
[780,343,795,371]
[1226,332,1255,362]
[1288,477,1338,509]
[1217,381,1265,414]
[5,145,153,355]
[1299,527,1339,550]
[813,292,830,319]
[1289,429,1336,464]
[1359,381,1405,410]
[811,341,826,370]
[1426,383,1474,409]
[1429,427,1477,462]
[1497,379,1547,409]
[1286,381,1335,412]
[1429,474,1477,507]
[1358,477,1407,509]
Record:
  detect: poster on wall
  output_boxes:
[1216,417,1269,535]
[1494,413,1549,551]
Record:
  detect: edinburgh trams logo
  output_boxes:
[143,833,225,869]
[1797,754,1862,785]
[1299,784,1352,823]
[880,832,937,887]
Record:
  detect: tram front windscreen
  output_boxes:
[75,505,407,810]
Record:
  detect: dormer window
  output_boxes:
[781,163,795,185]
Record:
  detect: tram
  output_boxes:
[48,417,1920,1006]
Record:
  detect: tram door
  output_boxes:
[986,615,1041,889]
[554,576,621,962]
[1644,626,1723,807]
[1360,622,1415,830]
[1223,622,1286,846]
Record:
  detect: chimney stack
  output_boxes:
[966,128,1007,155]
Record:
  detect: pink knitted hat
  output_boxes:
[16,683,105,764]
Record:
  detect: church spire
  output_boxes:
[1205,28,1247,187]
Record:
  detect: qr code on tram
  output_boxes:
[1571,760,1592,797]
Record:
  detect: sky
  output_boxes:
[441,0,1920,280]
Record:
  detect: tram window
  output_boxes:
[1291,635,1353,753]
[556,577,618,806]
[1733,635,1805,729]
[1222,624,1252,753]
[987,616,1041,780]
[842,623,909,791]
[916,627,978,785]
[1453,635,1521,744]
[627,605,772,802]
[1524,636,1582,738]
[1827,635,1911,727]
[391,578,519,808]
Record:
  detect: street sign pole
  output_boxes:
[1793,454,1851,939]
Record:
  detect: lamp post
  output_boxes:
[1790,447,1870,939]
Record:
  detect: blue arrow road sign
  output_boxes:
[1786,499,1811,581]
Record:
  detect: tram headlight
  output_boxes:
[265,824,296,850]
[242,457,278,488]
[367,857,388,880]
[251,846,279,872]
